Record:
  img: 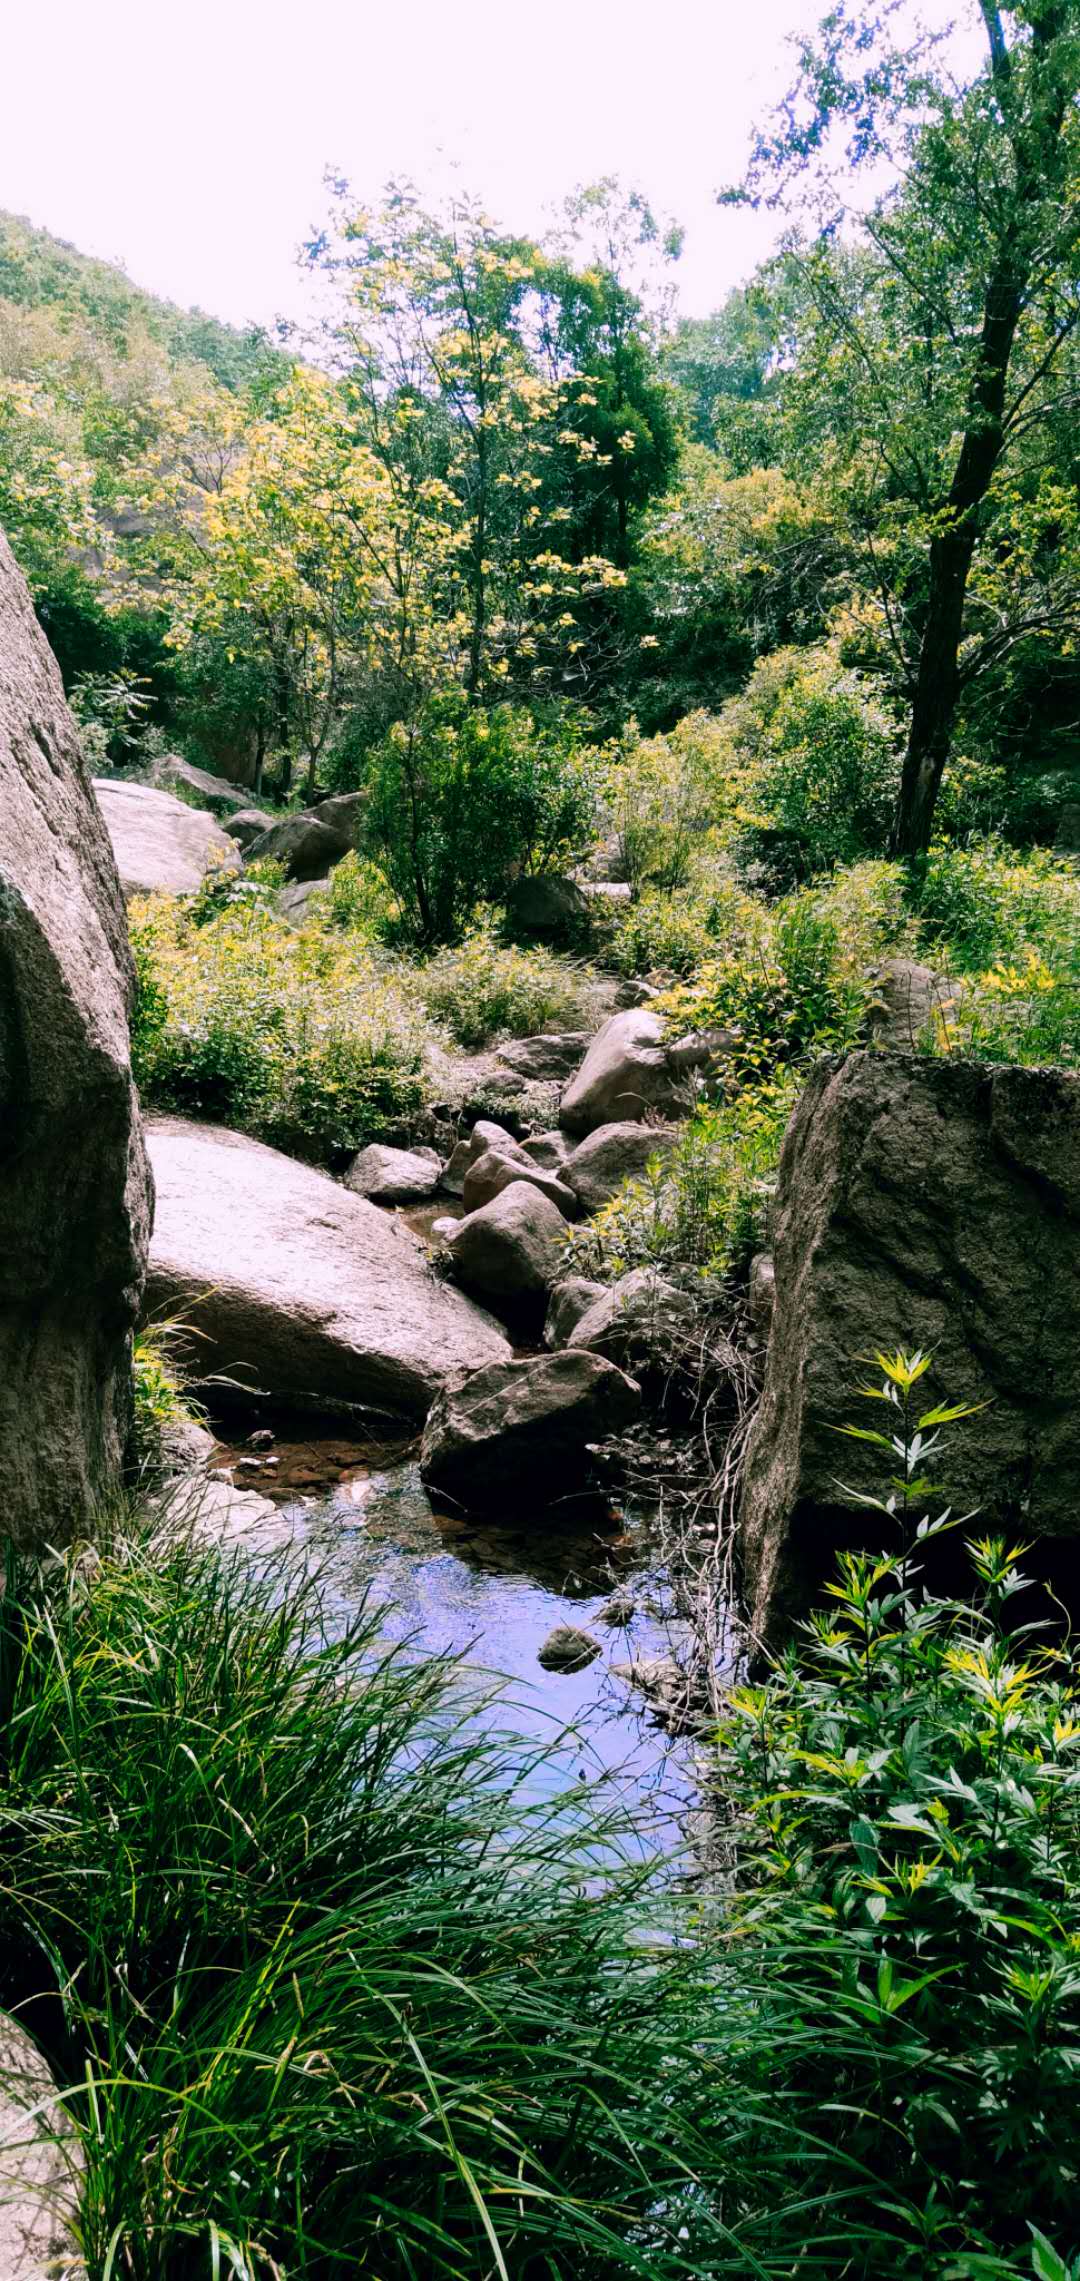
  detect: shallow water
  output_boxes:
[209,1431,698,1852]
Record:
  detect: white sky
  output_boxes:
[3,0,834,330]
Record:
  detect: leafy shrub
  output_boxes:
[714,1352,1080,2275]
[609,886,718,978]
[915,841,1080,976]
[418,923,607,1049]
[724,644,901,887]
[657,887,872,1085]
[130,1322,201,1476]
[130,895,427,1158]
[0,1516,742,2279]
[364,697,601,942]
[605,711,726,891]
[322,849,400,937]
[563,1080,796,1287]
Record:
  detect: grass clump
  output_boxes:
[0,1516,744,2281]
[713,1351,1080,2276]
[130,893,428,1158]
[417,921,607,1049]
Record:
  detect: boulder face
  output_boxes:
[559,1010,691,1137]
[93,778,242,898]
[344,1143,443,1204]
[564,1120,676,1214]
[739,1052,1080,1646]
[419,1350,641,1509]
[446,1180,567,1300]
[245,794,364,882]
[144,1116,510,1421]
[462,1147,579,1220]
[505,873,591,942]
[148,754,252,814]
[0,530,151,1542]
[568,1266,695,1373]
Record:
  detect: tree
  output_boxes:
[737,0,1080,853]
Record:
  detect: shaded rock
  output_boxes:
[149,754,251,814]
[868,957,946,1051]
[419,1349,641,1508]
[276,876,332,925]
[1055,801,1080,855]
[560,1009,691,1136]
[564,1120,676,1214]
[667,1026,738,1075]
[611,1654,696,1730]
[311,790,366,846]
[440,1120,525,1196]
[537,1623,601,1672]
[93,777,241,898]
[520,1129,573,1172]
[345,1144,442,1204]
[596,1590,636,1627]
[439,1137,473,1196]
[739,1053,1080,1649]
[496,1032,591,1080]
[0,2018,83,2280]
[568,1267,695,1373]
[544,1276,608,1349]
[160,1418,218,1478]
[462,1147,579,1220]
[224,807,276,850]
[0,532,151,1545]
[506,873,591,941]
[246,811,346,881]
[144,1116,509,1422]
[447,1181,567,1300]
[748,1252,776,1343]
[579,879,631,906]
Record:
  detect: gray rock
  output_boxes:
[596,1590,636,1627]
[611,1654,694,1729]
[739,1053,1080,1648]
[160,1418,218,1478]
[564,1120,676,1214]
[93,777,242,899]
[310,790,367,846]
[246,811,347,881]
[0,532,151,1545]
[429,1215,461,1245]
[867,957,946,1051]
[544,1276,608,1349]
[144,1116,509,1421]
[440,1120,525,1195]
[419,1349,641,1507]
[462,1147,579,1220]
[447,1181,568,1300]
[496,1032,591,1081]
[520,1129,573,1172]
[506,873,591,941]
[149,754,251,815]
[560,1010,691,1137]
[748,1252,776,1343]
[439,1137,474,1196]
[568,1267,695,1372]
[224,807,276,850]
[276,876,332,925]
[537,1623,602,1672]
[667,1026,738,1074]
[579,879,632,906]
[0,2018,83,2279]
[345,1144,443,1204]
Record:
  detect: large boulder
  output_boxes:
[148,754,252,815]
[447,1180,567,1300]
[93,778,241,898]
[344,1143,443,1204]
[564,1120,677,1214]
[224,807,276,850]
[739,1053,1080,1646]
[245,792,365,882]
[462,1147,579,1220]
[567,1267,695,1373]
[143,1117,509,1421]
[505,873,591,942]
[559,1010,690,1137]
[419,1350,640,1508]
[0,530,151,1542]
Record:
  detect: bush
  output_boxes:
[563,1080,796,1287]
[322,849,400,938]
[0,1516,741,2280]
[130,894,428,1158]
[364,698,601,942]
[915,841,1080,976]
[713,1351,1080,2274]
[656,887,872,1086]
[725,644,901,887]
[605,712,726,892]
[418,922,607,1049]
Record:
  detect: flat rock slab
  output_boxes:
[0,2018,82,2279]
[144,1117,510,1422]
[93,779,241,898]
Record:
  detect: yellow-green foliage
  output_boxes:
[562,1081,797,1288]
[131,1323,203,1476]
[606,711,729,892]
[417,924,607,1050]
[130,894,427,1159]
[656,881,884,1085]
[323,852,401,938]
[915,843,1080,1067]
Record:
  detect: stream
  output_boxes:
[205,1427,701,1857]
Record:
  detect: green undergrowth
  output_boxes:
[0,1515,738,2281]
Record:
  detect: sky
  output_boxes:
[3,0,830,331]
